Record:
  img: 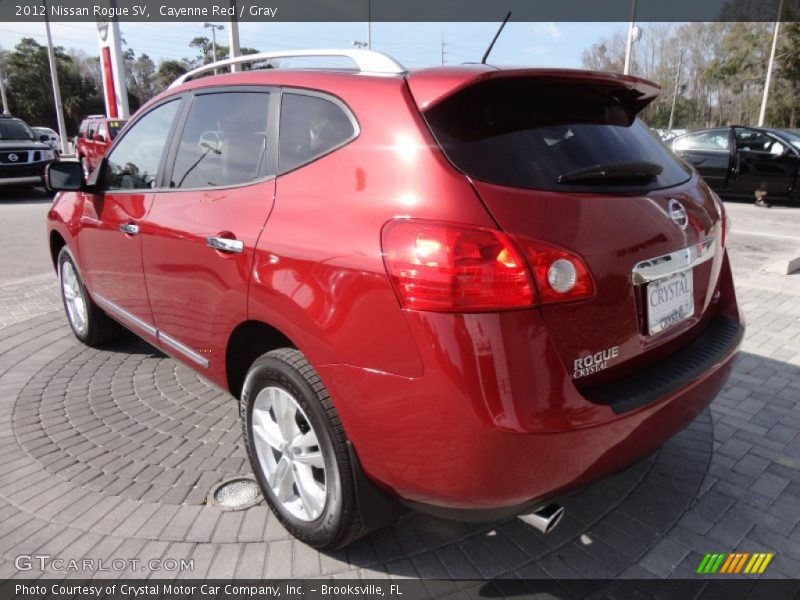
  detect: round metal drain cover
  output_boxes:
[208,476,262,511]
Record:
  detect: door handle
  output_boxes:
[119,223,139,235]
[207,236,244,254]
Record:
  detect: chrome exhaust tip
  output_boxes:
[519,504,565,534]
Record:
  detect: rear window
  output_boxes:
[425,77,691,193]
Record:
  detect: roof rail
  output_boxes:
[169,49,406,88]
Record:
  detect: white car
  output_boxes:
[32,126,61,154]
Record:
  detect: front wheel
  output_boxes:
[58,247,121,346]
[241,348,366,549]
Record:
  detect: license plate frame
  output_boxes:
[646,269,694,335]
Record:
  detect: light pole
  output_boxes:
[668,49,685,131]
[204,22,224,64]
[758,0,784,127]
[43,1,68,155]
[367,0,371,49]
[623,0,637,75]
[228,0,241,73]
[0,58,9,115]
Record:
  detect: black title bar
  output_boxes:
[4,0,800,22]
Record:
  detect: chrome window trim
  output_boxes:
[632,238,716,285]
[93,293,157,337]
[158,331,210,368]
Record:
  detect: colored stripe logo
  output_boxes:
[697,552,774,574]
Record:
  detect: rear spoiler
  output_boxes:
[406,65,661,113]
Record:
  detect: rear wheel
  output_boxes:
[58,247,121,346]
[241,348,365,549]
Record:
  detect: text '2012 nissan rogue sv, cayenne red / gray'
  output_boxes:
[45,50,743,549]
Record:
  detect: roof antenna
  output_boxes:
[481,11,512,64]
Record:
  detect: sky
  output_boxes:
[0,21,627,69]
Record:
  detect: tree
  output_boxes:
[580,21,800,129]
[155,59,188,91]
[128,53,157,105]
[5,38,96,133]
[186,36,260,67]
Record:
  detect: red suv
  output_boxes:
[45,50,743,549]
[75,115,127,177]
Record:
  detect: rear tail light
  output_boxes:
[381,219,534,312]
[516,240,595,304]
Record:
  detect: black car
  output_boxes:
[672,126,800,203]
[0,115,58,190]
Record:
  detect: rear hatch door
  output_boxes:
[411,68,725,384]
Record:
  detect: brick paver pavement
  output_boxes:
[0,238,798,589]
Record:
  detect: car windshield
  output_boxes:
[425,77,692,193]
[0,120,35,141]
[108,120,125,139]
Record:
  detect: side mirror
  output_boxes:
[45,162,84,192]
[39,134,50,143]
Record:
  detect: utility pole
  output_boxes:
[43,1,68,155]
[0,59,9,115]
[367,0,372,49]
[441,31,446,65]
[758,0,784,127]
[668,49,685,131]
[204,22,224,63]
[228,0,241,72]
[623,0,637,75]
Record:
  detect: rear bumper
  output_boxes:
[319,254,743,512]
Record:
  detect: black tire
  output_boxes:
[241,348,366,549]
[57,247,122,346]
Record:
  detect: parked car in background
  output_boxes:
[0,115,57,190]
[32,126,61,155]
[76,115,127,177]
[673,126,800,203]
[655,128,687,143]
[46,52,743,549]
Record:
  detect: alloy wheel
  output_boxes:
[252,386,328,521]
[61,260,88,336]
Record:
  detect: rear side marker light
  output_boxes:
[381,219,535,312]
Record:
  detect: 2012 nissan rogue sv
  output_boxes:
[45,50,743,549]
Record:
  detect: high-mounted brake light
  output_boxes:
[381,220,535,312]
[518,240,595,304]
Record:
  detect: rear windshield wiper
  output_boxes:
[557,161,663,185]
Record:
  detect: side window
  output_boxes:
[279,93,356,173]
[97,123,109,141]
[170,92,270,189]
[735,128,785,155]
[103,99,180,191]
[674,131,730,152]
